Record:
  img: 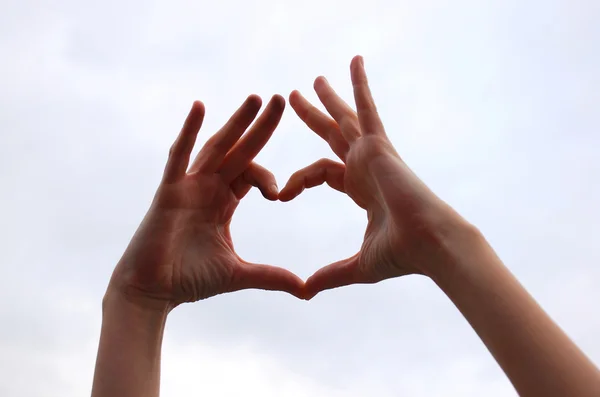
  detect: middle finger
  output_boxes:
[289,90,349,161]
[219,95,285,183]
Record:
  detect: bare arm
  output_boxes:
[431,227,600,396]
[92,293,167,397]
[91,96,304,397]
[281,55,600,396]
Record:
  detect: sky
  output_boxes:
[1,0,599,396]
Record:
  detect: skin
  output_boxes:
[92,94,303,397]
[107,94,304,311]
[92,57,600,397]
[279,61,470,296]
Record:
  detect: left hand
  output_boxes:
[107,94,304,311]
[279,56,471,299]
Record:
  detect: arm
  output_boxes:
[92,293,167,397]
[280,55,600,396]
[91,96,304,397]
[433,226,600,396]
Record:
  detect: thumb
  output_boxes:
[304,254,363,300]
[230,262,305,299]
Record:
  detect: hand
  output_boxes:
[107,95,304,310]
[279,56,474,299]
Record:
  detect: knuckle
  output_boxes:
[208,136,227,152]
[290,169,304,181]
[316,158,332,167]
[339,117,360,134]
[263,171,276,183]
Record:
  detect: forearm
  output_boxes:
[431,226,600,397]
[91,291,168,397]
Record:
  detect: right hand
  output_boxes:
[279,56,476,299]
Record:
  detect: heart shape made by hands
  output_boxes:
[110,56,460,311]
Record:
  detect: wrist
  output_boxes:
[419,216,491,283]
[93,282,168,397]
[99,288,169,358]
[102,286,172,321]
[104,258,176,313]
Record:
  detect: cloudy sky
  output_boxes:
[1,0,599,396]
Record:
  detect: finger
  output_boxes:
[304,254,362,300]
[219,95,285,184]
[188,95,262,174]
[230,262,305,299]
[163,101,205,183]
[230,162,279,201]
[289,90,349,161]
[350,56,385,136]
[278,158,346,202]
[313,76,361,143]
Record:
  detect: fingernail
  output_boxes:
[269,184,279,195]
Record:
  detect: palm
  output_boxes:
[159,172,243,225]
[340,139,402,280]
[133,177,239,303]
[110,95,304,309]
